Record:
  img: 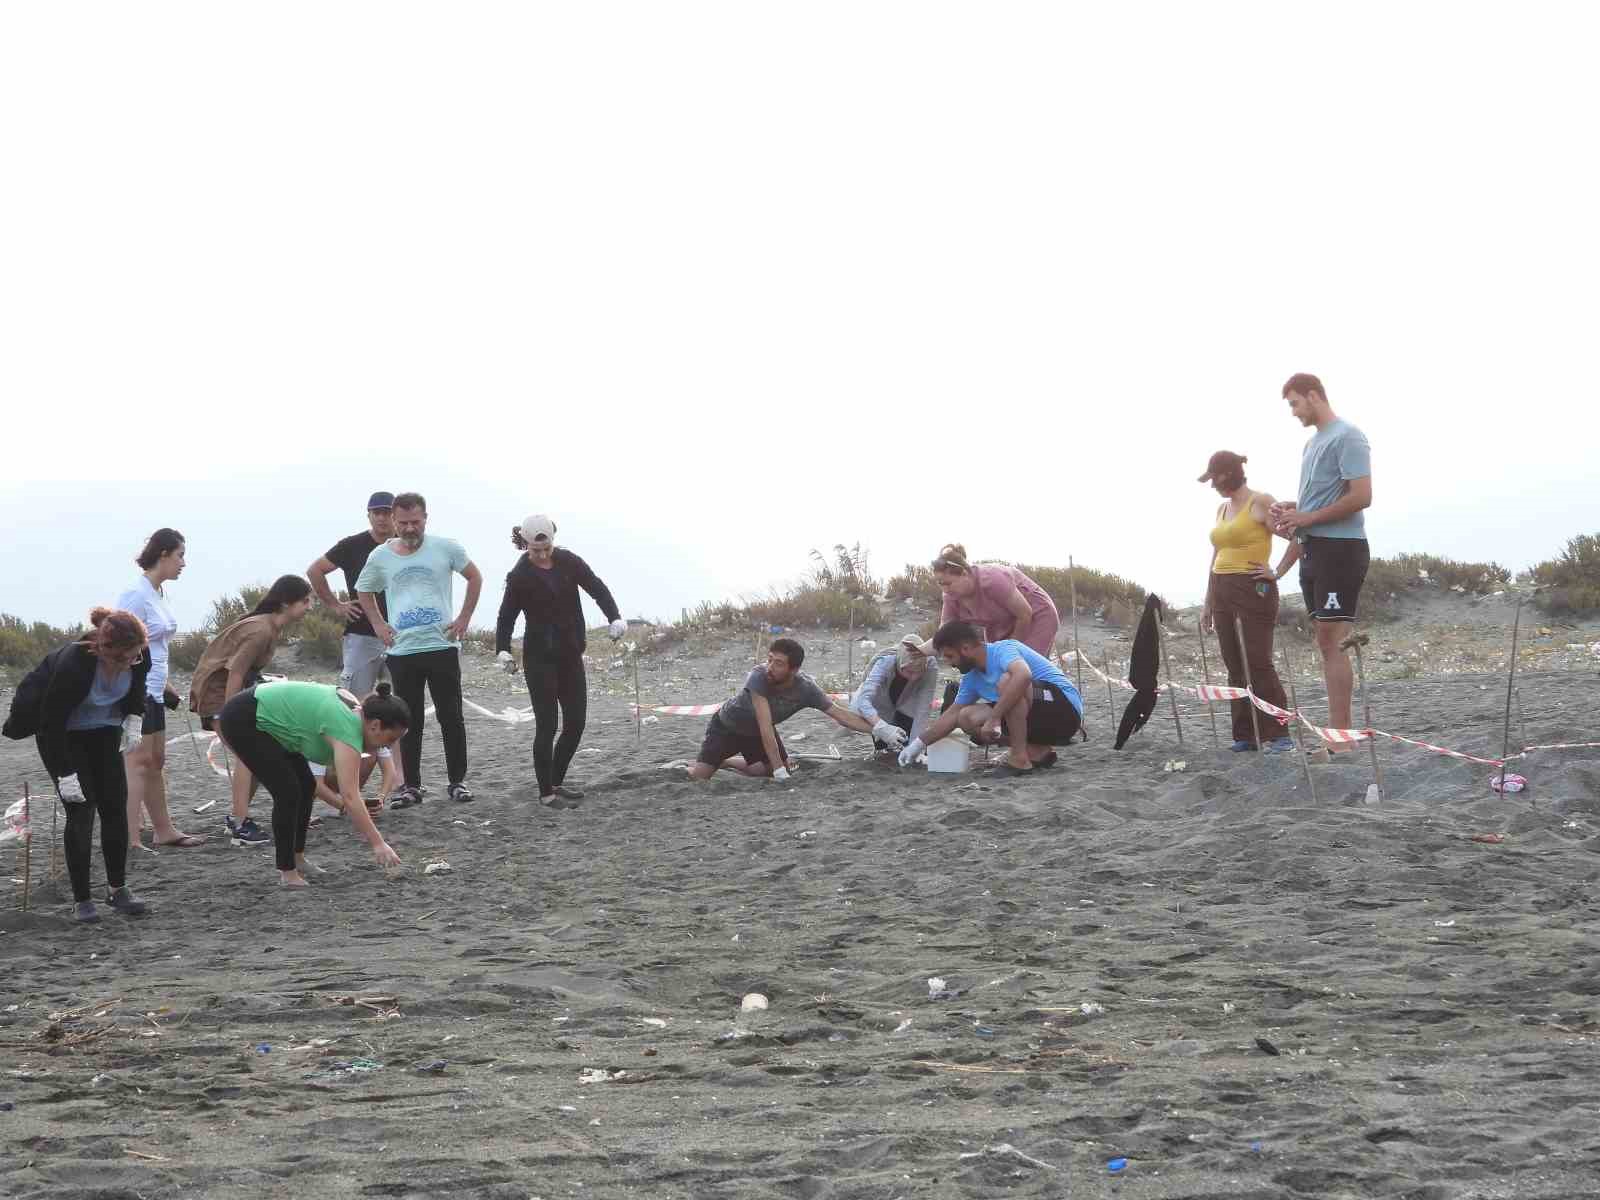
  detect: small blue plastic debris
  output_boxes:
[256,1043,271,1054]
[0,1101,15,1112]
[1107,1156,1128,1173]
[974,1026,996,1037]
[1251,1141,1263,1153]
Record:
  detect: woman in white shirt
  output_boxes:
[116,528,204,848]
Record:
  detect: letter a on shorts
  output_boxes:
[1325,592,1341,612]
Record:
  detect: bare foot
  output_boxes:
[279,870,309,888]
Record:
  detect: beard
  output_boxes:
[399,530,423,547]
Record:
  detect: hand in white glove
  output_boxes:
[57,773,86,804]
[897,738,926,768]
[608,618,628,640]
[771,765,791,782]
[872,720,909,751]
[495,650,518,674]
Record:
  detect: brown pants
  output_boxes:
[1210,573,1290,747]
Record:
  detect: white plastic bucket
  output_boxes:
[925,738,969,774]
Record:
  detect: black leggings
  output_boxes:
[387,649,467,789]
[60,727,129,902]
[526,650,587,796]
[219,689,315,872]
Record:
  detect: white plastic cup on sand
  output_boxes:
[926,739,969,774]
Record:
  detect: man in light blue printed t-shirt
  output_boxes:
[356,492,483,804]
[1263,373,1373,748]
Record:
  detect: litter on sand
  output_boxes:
[1490,773,1527,793]
[424,861,453,875]
[957,1143,1057,1171]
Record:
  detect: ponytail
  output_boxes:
[360,681,411,730]
[250,574,314,616]
[83,607,148,657]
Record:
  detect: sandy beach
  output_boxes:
[3,594,1600,1199]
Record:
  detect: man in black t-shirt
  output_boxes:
[307,491,395,697]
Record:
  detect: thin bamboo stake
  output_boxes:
[633,652,642,744]
[19,782,32,912]
[49,784,60,882]
[1342,632,1386,802]
[1102,645,1116,716]
[1232,616,1265,751]
[1498,600,1524,793]
[1516,687,1526,755]
[1197,626,1220,748]
[1157,613,1184,746]
[847,602,855,687]
[1068,557,1082,694]
[1280,642,1319,803]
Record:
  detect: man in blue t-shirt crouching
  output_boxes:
[898,621,1084,775]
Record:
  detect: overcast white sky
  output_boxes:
[4,2,1596,633]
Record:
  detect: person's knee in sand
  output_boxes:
[687,637,876,782]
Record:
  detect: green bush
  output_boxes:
[0,614,83,670]
[292,609,346,668]
[167,630,210,672]
[1528,533,1600,615]
[1362,552,1513,622]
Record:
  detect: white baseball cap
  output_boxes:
[520,514,557,543]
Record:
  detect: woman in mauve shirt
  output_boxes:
[932,543,1060,655]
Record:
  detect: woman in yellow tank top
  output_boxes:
[1198,451,1294,752]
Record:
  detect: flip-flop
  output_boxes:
[155,834,206,848]
[1034,752,1060,770]
[991,763,1035,777]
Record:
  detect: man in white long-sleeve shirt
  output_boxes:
[849,635,940,753]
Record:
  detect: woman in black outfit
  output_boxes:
[495,514,626,808]
[2,608,152,923]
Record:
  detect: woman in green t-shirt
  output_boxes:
[217,680,406,886]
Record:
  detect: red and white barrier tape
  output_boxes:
[1063,651,1598,768]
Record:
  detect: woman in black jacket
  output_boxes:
[495,515,626,808]
[2,608,152,922]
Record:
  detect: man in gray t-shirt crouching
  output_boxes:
[688,637,877,781]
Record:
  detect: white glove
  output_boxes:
[496,650,518,674]
[872,720,909,751]
[771,765,791,782]
[57,773,86,804]
[608,618,628,640]
[897,738,926,768]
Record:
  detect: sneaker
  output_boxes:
[106,886,148,916]
[388,785,422,809]
[447,782,475,803]
[74,901,101,924]
[1264,737,1297,754]
[553,784,585,803]
[228,817,271,847]
[1230,740,1258,752]
[540,792,569,809]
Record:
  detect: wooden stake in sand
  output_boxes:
[1341,631,1386,803]
[1498,599,1524,793]
[48,785,59,882]
[1101,644,1116,716]
[1197,627,1220,748]
[1232,617,1266,752]
[633,651,642,744]
[1157,614,1184,747]
[19,782,31,912]
[1280,642,1319,804]
[847,602,855,687]
[180,707,210,778]
[1068,557,1082,694]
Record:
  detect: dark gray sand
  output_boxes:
[3,625,1599,1200]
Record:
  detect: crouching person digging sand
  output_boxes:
[899,621,1084,774]
[217,681,405,885]
[687,638,877,781]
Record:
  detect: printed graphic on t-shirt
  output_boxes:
[391,565,446,632]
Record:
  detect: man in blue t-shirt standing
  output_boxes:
[356,492,484,804]
[898,621,1084,775]
[1265,372,1373,747]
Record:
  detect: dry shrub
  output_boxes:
[1527,533,1600,615]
